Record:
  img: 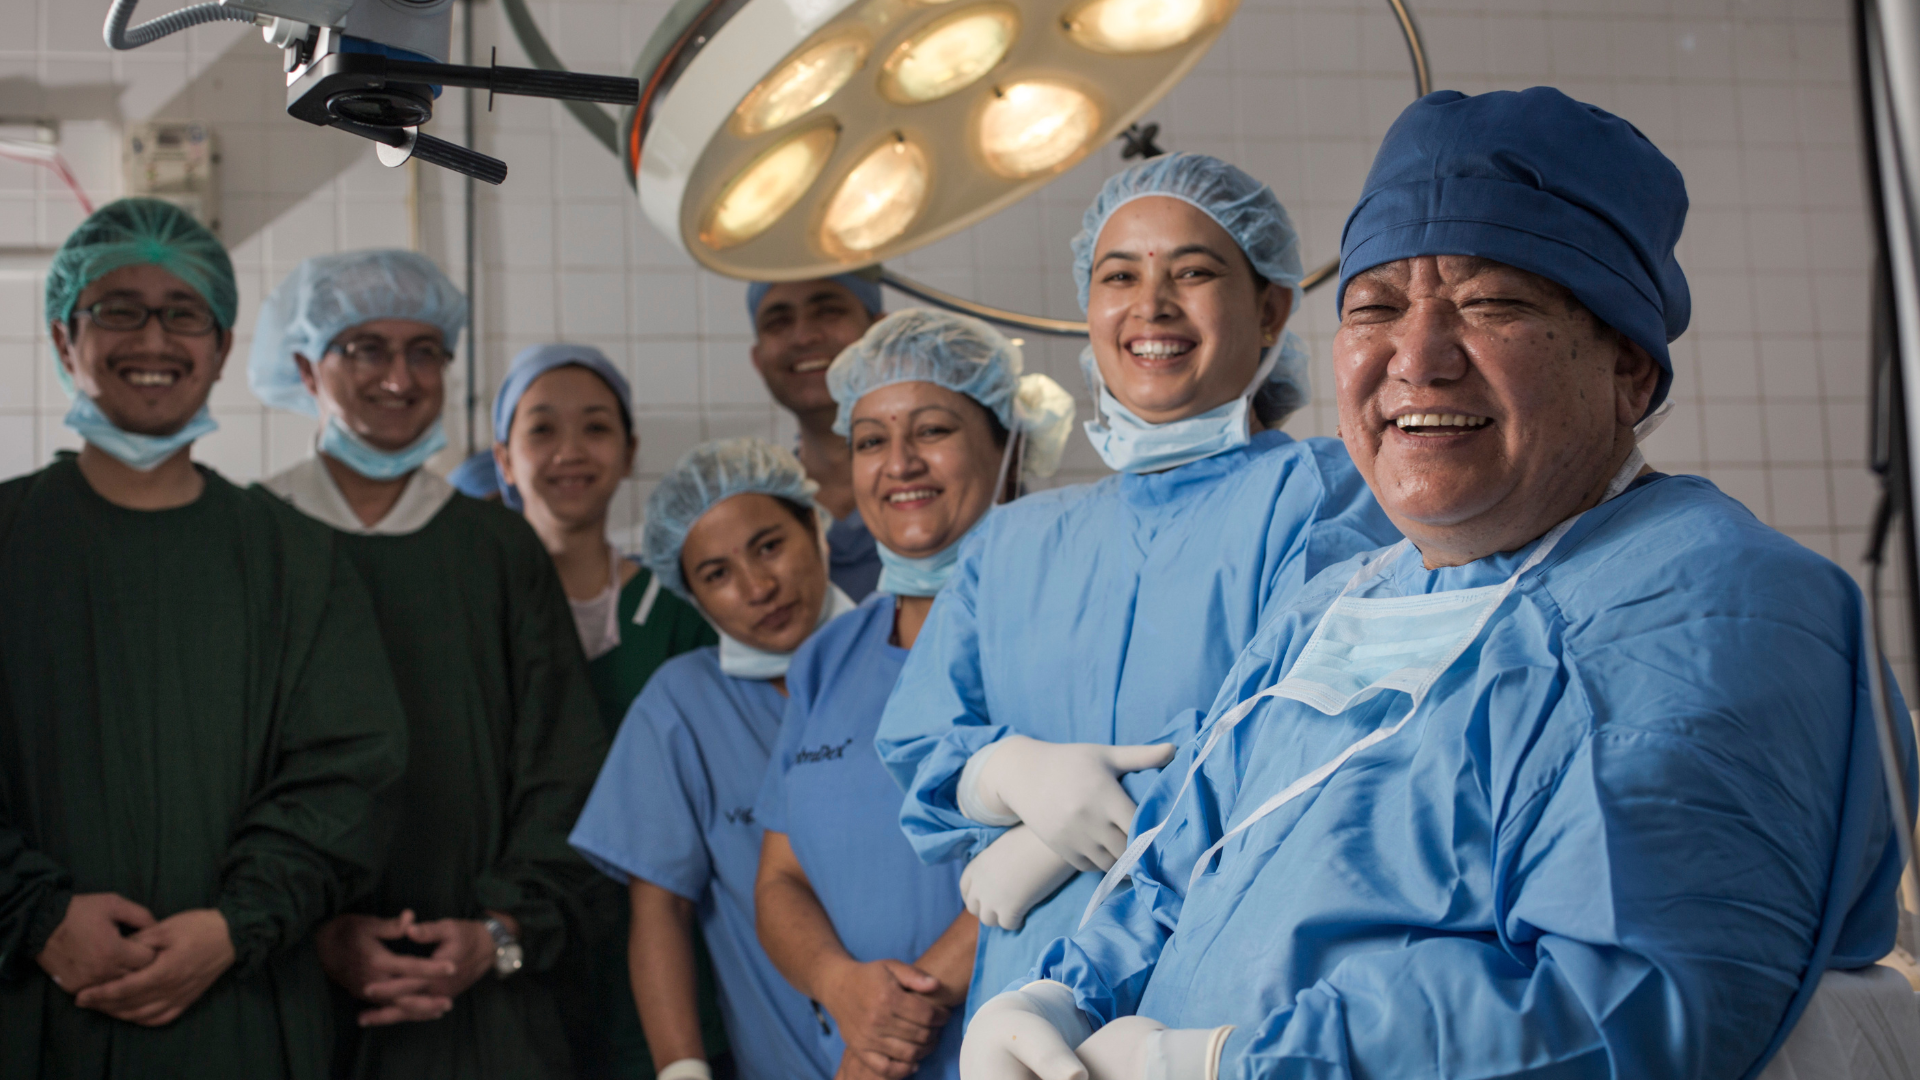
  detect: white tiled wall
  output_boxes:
[0,0,1902,661]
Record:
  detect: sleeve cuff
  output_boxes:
[958,739,1022,826]
[12,887,72,977]
[213,893,278,975]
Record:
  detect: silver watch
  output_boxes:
[483,917,523,978]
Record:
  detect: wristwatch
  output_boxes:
[483,916,523,978]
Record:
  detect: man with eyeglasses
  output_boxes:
[0,202,411,1077]
[249,250,612,1080]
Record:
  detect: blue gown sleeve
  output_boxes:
[1218,576,1906,1079]
[874,536,1014,865]
[569,677,713,901]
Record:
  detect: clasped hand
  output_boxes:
[820,956,956,1080]
[972,738,1176,872]
[315,909,506,1026]
[35,892,235,1027]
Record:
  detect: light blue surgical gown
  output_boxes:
[876,431,1400,1013]
[570,647,834,1080]
[1033,473,1916,1080]
[757,594,967,1078]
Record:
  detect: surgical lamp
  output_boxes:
[100,0,642,185]
[617,0,1430,334]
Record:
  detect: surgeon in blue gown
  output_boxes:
[961,88,1918,1080]
[755,310,1076,1080]
[571,439,856,1080]
[875,155,1401,1015]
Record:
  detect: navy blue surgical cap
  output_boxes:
[746,273,884,324]
[1339,88,1690,413]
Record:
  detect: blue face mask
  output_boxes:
[319,415,447,481]
[1078,345,1278,474]
[64,394,218,472]
[876,514,987,597]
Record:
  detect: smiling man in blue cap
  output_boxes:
[959,88,1918,1080]
[747,273,886,599]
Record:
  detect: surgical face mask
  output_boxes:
[877,514,988,597]
[715,585,856,679]
[319,415,447,481]
[64,394,218,472]
[1079,344,1278,474]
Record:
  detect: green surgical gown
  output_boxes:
[301,488,612,1080]
[0,456,410,1080]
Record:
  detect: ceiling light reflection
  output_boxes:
[702,126,837,249]
[821,136,930,254]
[879,7,1018,103]
[732,34,869,136]
[978,81,1099,177]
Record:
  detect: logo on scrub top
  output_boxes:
[793,738,856,765]
[724,807,756,825]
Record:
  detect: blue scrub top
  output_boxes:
[1037,474,1916,1080]
[570,647,834,1080]
[758,594,966,1078]
[875,431,1400,1013]
[828,508,882,602]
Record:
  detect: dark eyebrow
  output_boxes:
[1167,243,1230,265]
[746,524,785,549]
[1094,250,1141,270]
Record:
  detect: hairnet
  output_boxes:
[1070,153,1311,425]
[826,308,1075,477]
[45,199,236,394]
[1338,88,1690,414]
[639,438,820,599]
[448,450,501,499]
[248,249,467,416]
[490,342,634,510]
[746,273,884,324]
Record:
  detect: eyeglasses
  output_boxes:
[329,338,454,373]
[75,299,220,336]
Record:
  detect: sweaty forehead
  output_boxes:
[1350,256,1571,299]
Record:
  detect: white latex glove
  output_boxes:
[960,981,1094,1080]
[1076,1016,1165,1080]
[1079,1019,1234,1080]
[961,737,1176,872]
[961,825,1079,930]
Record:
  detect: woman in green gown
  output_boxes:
[491,344,727,1079]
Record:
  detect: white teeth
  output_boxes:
[1394,413,1489,429]
[888,489,938,503]
[793,359,830,373]
[1129,340,1192,358]
[125,370,178,387]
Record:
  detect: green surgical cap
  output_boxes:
[45,198,237,331]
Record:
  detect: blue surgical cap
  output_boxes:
[1338,88,1690,413]
[745,273,885,324]
[1071,153,1311,424]
[827,308,1076,478]
[448,450,501,499]
[489,342,634,510]
[639,438,820,600]
[249,249,468,417]
[46,199,236,395]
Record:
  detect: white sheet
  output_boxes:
[1756,966,1920,1080]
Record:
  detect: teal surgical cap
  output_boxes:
[640,438,819,600]
[827,308,1076,478]
[1071,153,1311,425]
[249,249,467,417]
[45,199,236,391]
[1338,88,1690,414]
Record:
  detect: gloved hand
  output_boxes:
[1077,1018,1234,1080]
[960,737,1176,872]
[961,825,1078,930]
[960,980,1093,1080]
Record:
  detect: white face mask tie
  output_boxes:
[1081,446,1648,927]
